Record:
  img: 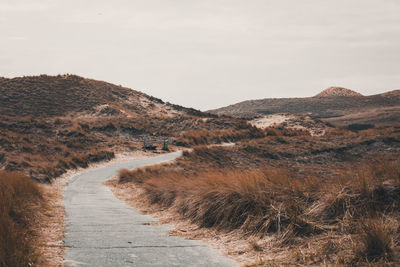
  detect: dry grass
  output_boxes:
[0,111,260,182]
[175,127,265,146]
[0,171,44,266]
[209,87,400,129]
[119,167,320,236]
[1,75,262,183]
[174,124,312,147]
[2,74,400,266]
[117,152,400,265]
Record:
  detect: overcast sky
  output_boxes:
[1,0,400,110]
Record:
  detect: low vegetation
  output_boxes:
[2,75,400,265]
[117,130,400,265]
[0,75,260,182]
[0,171,44,266]
[209,87,400,128]
[175,128,264,146]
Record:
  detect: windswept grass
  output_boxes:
[174,124,312,147]
[175,127,265,147]
[119,167,321,236]
[118,152,400,265]
[0,171,44,266]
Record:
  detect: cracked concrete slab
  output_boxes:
[63,152,237,267]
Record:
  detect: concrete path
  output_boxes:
[63,151,237,267]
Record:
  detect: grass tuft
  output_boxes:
[354,218,394,263]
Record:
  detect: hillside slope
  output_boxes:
[0,75,251,182]
[209,88,400,127]
[0,74,204,118]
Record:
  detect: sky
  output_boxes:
[1,0,400,110]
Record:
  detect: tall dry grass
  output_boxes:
[0,171,44,266]
[120,167,321,235]
[174,125,311,147]
[118,155,400,264]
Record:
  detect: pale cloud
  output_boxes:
[0,0,51,12]
[6,36,27,41]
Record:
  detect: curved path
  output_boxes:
[63,151,237,267]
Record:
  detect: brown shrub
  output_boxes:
[0,171,43,266]
[354,218,395,263]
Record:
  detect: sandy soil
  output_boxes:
[36,178,66,266]
[139,96,184,118]
[250,114,328,136]
[250,114,291,129]
[36,150,156,266]
[106,178,288,266]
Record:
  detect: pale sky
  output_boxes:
[1,0,400,110]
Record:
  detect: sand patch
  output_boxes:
[250,114,329,136]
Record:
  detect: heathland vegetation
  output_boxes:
[1,75,400,265]
[0,75,257,183]
[0,75,265,265]
[209,86,400,128]
[115,126,400,265]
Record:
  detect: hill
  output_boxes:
[0,74,204,118]
[0,75,254,182]
[315,86,363,97]
[209,87,400,128]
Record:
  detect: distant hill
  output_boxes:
[315,87,363,97]
[209,87,400,127]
